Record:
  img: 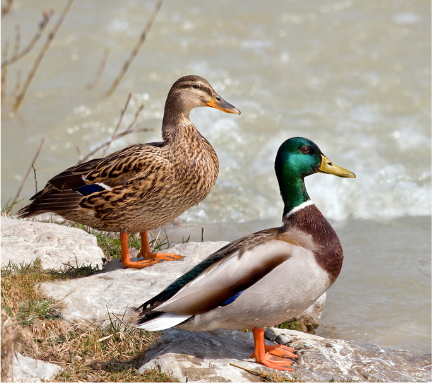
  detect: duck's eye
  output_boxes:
[300,146,310,154]
[192,84,200,89]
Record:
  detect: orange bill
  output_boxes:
[206,94,241,114]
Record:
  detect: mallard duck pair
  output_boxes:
[19,75,356,372]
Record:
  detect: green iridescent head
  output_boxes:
[274,137,355,215]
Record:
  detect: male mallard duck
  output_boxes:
[135,137,355,371]
[17,75,241,269]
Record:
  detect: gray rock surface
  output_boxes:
[138,329,264,382]
[9,353,63,382]
[266,328,431,382]
[1,218,104,271]
[139,328,432,382]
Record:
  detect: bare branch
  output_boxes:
[1,0,14,19]
[105,0,163,96]
[12,0,73,112]
[102,92,132,157]
[1,40,9,101]
[1,10,54,69]
[124,103,144,134]
[78,127,153,165]
[12,24,21,58]
[76,146,82,163]
[10,137,45,210]
[1,67,7,103]
[32,164,38,194]
[86,47,109,89]
[14,69,21,98]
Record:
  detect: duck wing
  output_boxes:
[17,143,167,217]
[136,227,296,322]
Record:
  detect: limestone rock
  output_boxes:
[9,353,63,382]
[138,329,266,382]
[139,328,431,383]
[1,218,104,271]
[267,328,432,382]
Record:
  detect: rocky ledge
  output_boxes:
[1,218,431,382]
[139,328,431,382]
[1,218,104,271]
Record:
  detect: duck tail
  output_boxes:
[135,312,192,331]
[17,189,82,218]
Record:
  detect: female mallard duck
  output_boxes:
[17,75,241,269]
[135,137,355,371]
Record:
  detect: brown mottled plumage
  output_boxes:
[18,75,240,268]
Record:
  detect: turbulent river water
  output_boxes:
[2,0,431,353]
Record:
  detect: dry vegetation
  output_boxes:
[1,256,176,382]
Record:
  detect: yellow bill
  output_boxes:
[317,155,356,178]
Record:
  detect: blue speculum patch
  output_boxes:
[221,290,244,306]
[75,184,105,196]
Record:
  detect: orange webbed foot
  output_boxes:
[265,343,298,359]
[137,251,183,261]
[251,327,297,372]
[121,258,160,269]
[257,353,295,371]
[119,231,183,269]
[136,231,183,262]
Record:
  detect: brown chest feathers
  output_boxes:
[283,204,344,284]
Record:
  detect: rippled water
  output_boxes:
[2,0,431,353]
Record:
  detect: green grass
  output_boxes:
[276,320,298,330]
[1,199,22,217]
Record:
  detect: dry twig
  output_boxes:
[76,146,83,163]
[78,127,152,165]
[10,137,45,212]
[12,0,73,112]
[1,0,14,19]
[86,47,109,89]
[123,103,145,134]
[1,40,9,102]
[102,92,132,157]
[1,310,20,381]
[13,69,21,98]
[1,10,54,69]
[1,67,7,103]
[32,163,38,194]
[12,24,20,58]
[105,0,163,96]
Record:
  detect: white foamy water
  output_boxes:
[2,0,431,354]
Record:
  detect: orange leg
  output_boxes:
[250,327,297,371]
[137,232,183,261]
[119,231,183,269]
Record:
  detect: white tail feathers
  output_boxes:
[135,313,191,331]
